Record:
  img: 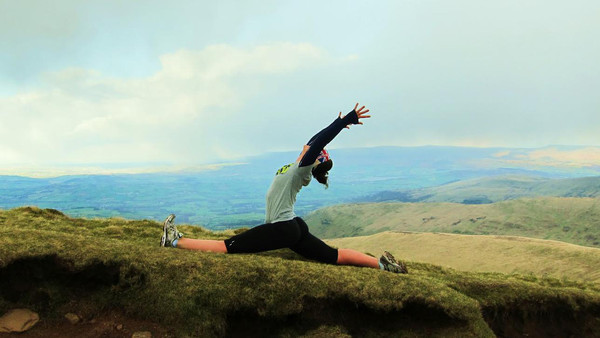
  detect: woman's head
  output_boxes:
[312,149,333,188]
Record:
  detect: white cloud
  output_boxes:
[2,1,599,172]
[0,42,336,167]
[159,43,328,80]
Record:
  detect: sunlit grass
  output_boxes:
[327,231,600,283]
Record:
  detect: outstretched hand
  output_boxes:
[338,102,371,129]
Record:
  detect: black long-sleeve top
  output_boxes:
[298,110,359,167]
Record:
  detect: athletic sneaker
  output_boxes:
[379,251,408,274]
[160,214,183,247]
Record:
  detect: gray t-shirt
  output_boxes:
[265,162,312,223]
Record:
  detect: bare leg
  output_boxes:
[336,248,379,269]
[176,238,228,253]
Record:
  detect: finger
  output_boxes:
[358,121,363,125]
[339,112,342,118]
[354,102,359,111]
[359,115,371,119]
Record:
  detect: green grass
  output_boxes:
[1,206,600,337]
[305,197,600,247]
[327,232,600,283]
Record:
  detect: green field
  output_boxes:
[306,197,600,247]
[1,207,600,337]
[328,232,600,283]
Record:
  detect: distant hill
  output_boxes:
[3,145,600,229]
[327,231,600,283]
[360,175,600,204]
[305,197,600,248]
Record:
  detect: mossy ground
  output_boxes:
[1,207,599,337]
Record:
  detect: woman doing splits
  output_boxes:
[160,103,407,274]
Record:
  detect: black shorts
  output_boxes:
[224,217,338,264]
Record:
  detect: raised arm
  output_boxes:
[298,103,371,167]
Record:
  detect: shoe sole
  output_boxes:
[160,214,176,247]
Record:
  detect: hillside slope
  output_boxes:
[2,207,600,337]
[362,175,600,204]
[327,232,600,283]
[305,197,600,247]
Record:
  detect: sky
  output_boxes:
[1,0,599,173]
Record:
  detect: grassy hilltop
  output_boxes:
[327,232,600,283]
[305,197,600,247]
[1,207,600,337]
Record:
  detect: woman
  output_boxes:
[160,103,407,274]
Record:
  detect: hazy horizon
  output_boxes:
[2,144,600,178]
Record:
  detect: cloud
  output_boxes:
[0,42,337,166]
[2,1,599,171]
[159,43,328,80]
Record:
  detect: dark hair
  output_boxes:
[312,159,333,189]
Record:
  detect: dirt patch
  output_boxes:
[482,301,600,338]
[0,255,167,337]
[0,255,121,312]
[226,296,467,337]
[0,310,172,338]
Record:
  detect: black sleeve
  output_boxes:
[299,110,359,167]
[306,129,325,147]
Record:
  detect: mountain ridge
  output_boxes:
[359,175,600,204]
[2,145,600,228]
[305,197,600,248]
